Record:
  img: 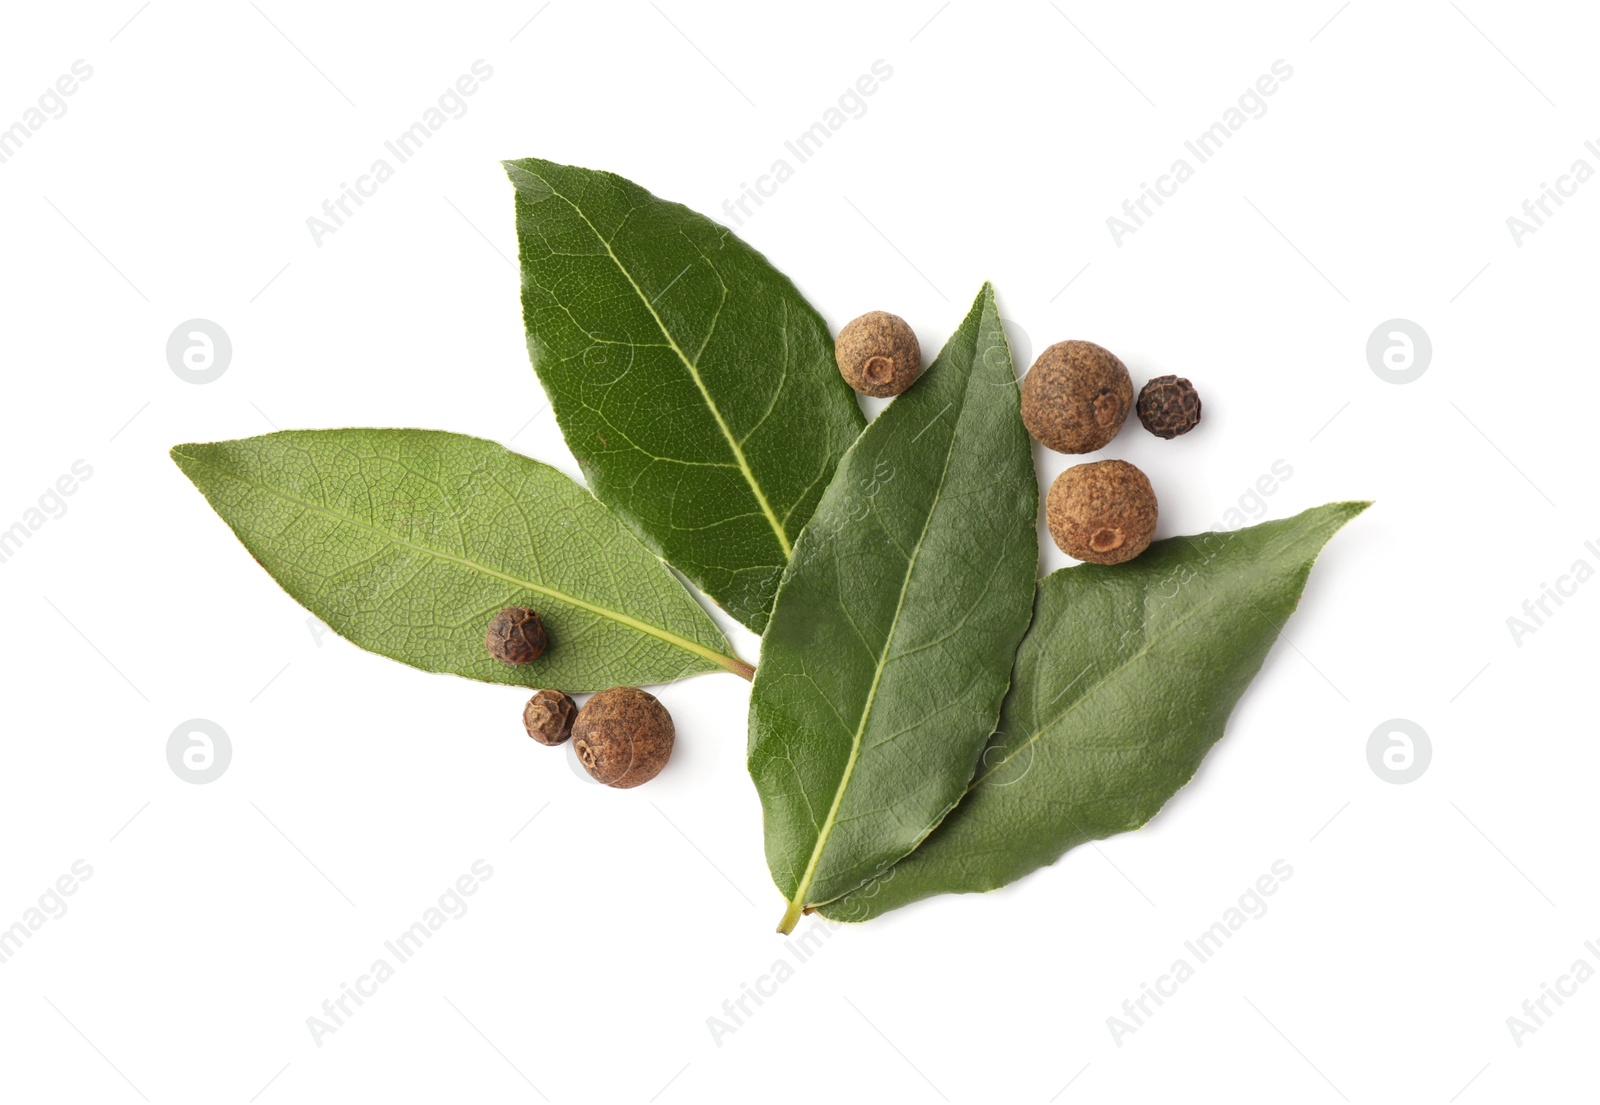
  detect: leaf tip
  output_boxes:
[501,157,547,190]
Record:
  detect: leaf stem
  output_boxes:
[777,896,805,935]
[724,655,756,681]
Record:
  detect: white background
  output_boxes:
[0,2,1594,1102]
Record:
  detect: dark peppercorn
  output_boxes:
[485,606,546,665]
[572,686,674,789]
[523,689,576,745]
[1021,341,1133,454]
[835,311,923,397]
[1137,375,1202,438]
[1046,460,1158,565]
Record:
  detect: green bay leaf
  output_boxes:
[171,429,750,692]
[504,157,866,633]
[749,284,1039,932]
[820,501,1370,922]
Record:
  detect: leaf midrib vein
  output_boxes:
[532,171,793,558]
[176,448,742,675]
[784,393,965,913]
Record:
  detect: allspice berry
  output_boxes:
[523,689,576,746]
[1021,340,1134,454]
[485,606,546,665]
[835,311,922,397]
[1137,375,1202,439]
[1046,460,1158,565]
[571,686,674,789]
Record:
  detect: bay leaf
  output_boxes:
[819,501,1370,922]
[748,284,1039,933]
[171,429,751,692]
[504,157,866,633]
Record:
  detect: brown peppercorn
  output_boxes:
[1046,460,1158,565]
[835,311,922,397]
[1137,375,1202,439]
[485,606,546,665]
[571,686,675,789]
[1021,340,1133,454]
[523,689,576,746]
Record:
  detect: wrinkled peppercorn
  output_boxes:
[485,606,546,665]
[1137,375,1202,439]
[523,689,576,745]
